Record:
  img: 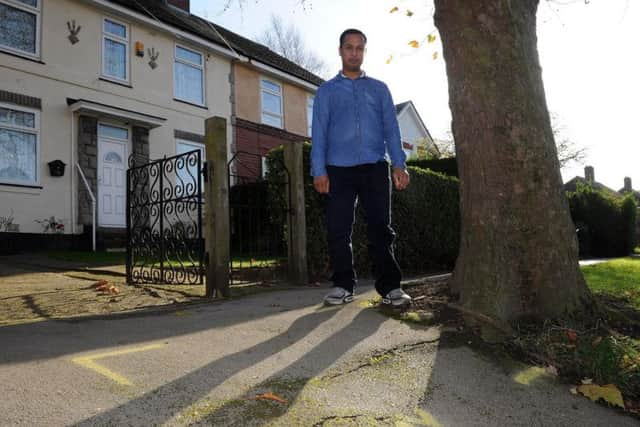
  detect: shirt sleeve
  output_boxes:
[381,83,406,169]
[311,85,330,177]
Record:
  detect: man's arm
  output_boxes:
[381,83,410,190]
[311,86,330,193]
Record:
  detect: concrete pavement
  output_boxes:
[0,284,636,426]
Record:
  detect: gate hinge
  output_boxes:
[202,162,208,183]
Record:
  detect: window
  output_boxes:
[0,0,41,58]
[307,95,314,137]
[260,78,283,128]
[174,45,204,105]
[0,103,39,185]
[101,18,129,82]
[176,139,205,191]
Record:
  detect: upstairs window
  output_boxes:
[174,45,204,106]
[101,18,129,83]
[0,103,39,185]
[260,78,283,128]
[0,0,41,59]
[307,95,314,137]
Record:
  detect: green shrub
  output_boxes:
[266,143,460,279]
[567,183,637,258]
[406,157,458,177]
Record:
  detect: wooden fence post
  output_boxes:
[204,116,230,298]
[284,142,308,285]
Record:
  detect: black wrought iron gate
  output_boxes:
[228,151,291,285]
[126,150,204,284]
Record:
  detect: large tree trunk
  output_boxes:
[433,0,592,329]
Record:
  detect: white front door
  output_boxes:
[98,124,128,227]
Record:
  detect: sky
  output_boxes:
[192,0,638,191]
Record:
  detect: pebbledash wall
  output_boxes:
[0,0,232,251]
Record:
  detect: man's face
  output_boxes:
[339,33,366,72]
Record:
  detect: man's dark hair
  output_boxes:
[339,29,367,47]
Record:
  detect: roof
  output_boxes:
[395,100,434,142]
[564,177,621,198]
[106,0,324,87]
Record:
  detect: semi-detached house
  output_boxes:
[0,0,322,251]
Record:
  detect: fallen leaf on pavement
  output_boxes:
[581,378,593,385]
[95,283,110,292]
[108,285,119,295]
[92,280,108,288]
[545,365,558,376]
[253,392,287,404]
[569,386,578,395]
[576,383,625,409]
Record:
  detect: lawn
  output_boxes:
[582,257,640,309]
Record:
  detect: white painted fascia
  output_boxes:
[83,0,245,61]
[249,59,318,93]
[69,100,166,128]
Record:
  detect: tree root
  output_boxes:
[445,302,515,337]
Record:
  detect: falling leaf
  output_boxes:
[389,6,399,13]
[432,51,439,60]
[567,329,578,342]
[576,384,625,409]
[408,40,419,48]
[385,54,393,64]
[254,392,287,404]
[406,10,414,17]
[427,34,437,43]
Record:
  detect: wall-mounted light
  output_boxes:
[48,160,66,177]
[67,20,81,44]
[135,41,145,57]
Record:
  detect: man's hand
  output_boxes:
[392,167,410,191]
[313,175,330,194]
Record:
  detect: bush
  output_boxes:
[567,183,638,258]
[266,143,460,279]
[406,157,458,177]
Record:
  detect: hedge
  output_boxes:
[567,183,637,258]
[406,157,458,177]
[266,143,460,280]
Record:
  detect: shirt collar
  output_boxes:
[339,70,367,79]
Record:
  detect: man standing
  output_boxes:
[311,28,412,307]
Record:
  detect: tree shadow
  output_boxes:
[71,306,385,426]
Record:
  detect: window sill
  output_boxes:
[174,98,208,110]
[0,182,43,190]
[0,49,44,64]
[99,77,133,88]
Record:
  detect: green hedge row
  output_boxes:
[406,157,458,177]
[266,143,460,279]
[567,183,637,258]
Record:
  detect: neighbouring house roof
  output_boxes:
[395,100,434,142]
[564,176,621,198]
[619,188,640,203]
[105,0,324,87]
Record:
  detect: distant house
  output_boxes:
[395,101,438,159]
[619,177,640,204]
[564,166,620,198]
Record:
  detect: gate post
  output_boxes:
[284,142,308,285]
[204,117,230,298]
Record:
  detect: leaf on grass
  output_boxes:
[389,6,399,13]
[427,34,437,43]
[254,392,287,404]
[567,329,578,342]
[385,54,393,64]
[577,383,625,409]
[408,40,419,48]
[581,378,593,385]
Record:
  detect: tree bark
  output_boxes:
[433,0,592,328]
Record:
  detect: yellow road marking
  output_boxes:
[71,343,166,386]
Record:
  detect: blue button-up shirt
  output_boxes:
[311,72,406,177]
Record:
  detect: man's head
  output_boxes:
[339,29,366,76]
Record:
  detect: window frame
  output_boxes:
[0,0,42,60]
[0,101,40,186]
[101,16,130,84]
[260,77,283,129]
[307,94,314,137]
[173,44,206,106]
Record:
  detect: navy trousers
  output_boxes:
[326,161,402,296]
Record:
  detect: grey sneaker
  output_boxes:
[382,288,412,308]
[324,287,354,305]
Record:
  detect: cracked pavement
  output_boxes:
[0,283,636,426]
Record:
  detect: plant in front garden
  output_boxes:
[35,216,65,233]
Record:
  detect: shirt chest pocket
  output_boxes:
[363,91,382,117]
